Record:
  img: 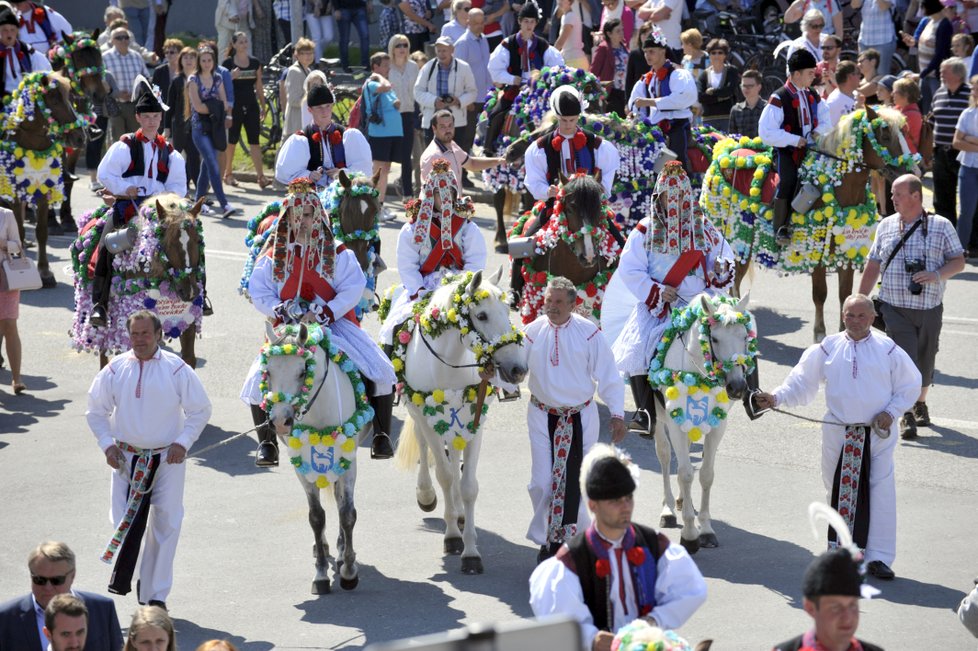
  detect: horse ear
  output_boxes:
[558,170,569,187]
[339,169,351,189]
[466,270,483,296]
[265,320,278,344]
[735,290,750,312]
[92,28,102,41]
[298,323,308,344]
[694,641,714,651]
[488,264,504,287]
[156,199,165,219]
[189,196,206,216]
[699,294,714,316]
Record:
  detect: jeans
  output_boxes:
[957,163,978,249]
[859,40,897,76]
[933,145,959,225]
[306,13,336,60]
[123,6,150,46]
[191,125,228,207]
[338,8,370,68]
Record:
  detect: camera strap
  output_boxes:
[882,216,923,274]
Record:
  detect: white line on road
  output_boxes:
[205,248,248,260]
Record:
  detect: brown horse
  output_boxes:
[511,174,621,324]
[3,71,87,287]
[327,168,382,273]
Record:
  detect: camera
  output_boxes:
[440,94,454,105]
[905,258,926,295]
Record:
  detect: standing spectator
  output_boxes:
[522,276,626,563]
[119,0,151,47]
[283,38,315,138]
[365,52,404,219]
[931,57,970,225]
[442,0,471,42]
[306,0,336,61]
[471,0,509,50]
[188,43,237,218]
[952,33,975,59]
[42,594,89,651]
[103,26,148,139]
[877,73,898,105]
[728,68,767,138]
[454,10,491,187]
[300,70,329,126]
[88,311,212,610]
[123,607,176,651]
[215,0,259,56]
[379,0,405,51]
[599,0,634,47]
[953,77,978,254]
[151,0,173,57]
[152,38,184,111]
[854,0,897,76]
[814,34,841,98]
[893,76,923,151]
[13,0,71,51]
[98,7,126,49]
[697,38,738,130]
[100,19,159,67]
[166,47,201,195]
[271,0,292,53]
[679,28,707,76]
[222,32,269,189]
[388,35,420,197]
[826,60,859,128]
[411,50,430,190]
[858,175,966,439]
[336,0,371,70]
[624,21,653,97]
[554,0,589,69]
[905,0,954,114]
[0,541,124,650]
[785,0,843,36]
[414,37,478,141]
[786,9,826,69]
[0,207,25,394]
[856,49,884,105]
[590,18,630,117]
[420,109,504,188]
[636,0,684,62]
[400,0,435,52]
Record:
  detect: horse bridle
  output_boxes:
[416,326,482,370]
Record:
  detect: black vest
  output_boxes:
[0,41,36,99]
[302,123,345,171]
[502,34,551,78]
[771,83,820,141]
[536,127,603,185]
[120,132,172,184]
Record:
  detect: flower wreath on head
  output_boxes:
[408,159,475,252]
[271,178,337,282]
[648,161,706,255]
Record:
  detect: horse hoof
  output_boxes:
[339,574,359,590]
[311,578,331,595]
[680,536,700,555]
[40,272,57,289]
[417,495,437,512]
[660,514,678,528]
[699,533,719,548]
[444,536,464,555]
[461,556,484,574]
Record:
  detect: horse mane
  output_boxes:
[820,106,906,156]
[561,175,604,226]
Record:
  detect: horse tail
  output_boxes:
[394,414,421,471]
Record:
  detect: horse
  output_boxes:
[700,106,921,341]
[240,170,382,318]
[260,321,369,594]
[70,194,206,368]
[646,293,757,553]
[393,270,528,574]
[508,174,622,324]
[1,70,87,287]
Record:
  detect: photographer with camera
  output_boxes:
[858,174,966,440]
[414,36,478,143]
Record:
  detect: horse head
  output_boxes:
[333,169,381,271]
[262,321,320,435]
[154,195,205,302]
[60,30,108,104]
[464,268,528,384]
[698,292,754,401]
[860,106,922,182]
[38,72,87,149]
[557,174,607,267]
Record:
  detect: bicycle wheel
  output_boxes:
[331,88,360,128]
[260,86,282,155]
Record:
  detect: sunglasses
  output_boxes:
[31,573,72,586]
[810,23,825,28]
[394,43,409,48]
[113,34,130,41]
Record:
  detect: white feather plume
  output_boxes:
[808,502,880,599]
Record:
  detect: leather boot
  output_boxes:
[252,403,279,467]
[772,198,791,247]
[628,375,656,439]
[369,391,395,459]
[89,272,112,328]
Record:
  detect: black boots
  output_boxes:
[773,198,791,247]
[369,392,395,459]
[628,375,657,439]
[251,403,279,467]
[89,304,108,328]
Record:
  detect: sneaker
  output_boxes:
[899,412,917,440]
[221,205,237,219]
[90,181,104,193]
[912,401,930,426]
[199,205,214,216]
[379,207,398,222]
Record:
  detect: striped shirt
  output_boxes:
[858,0,895,45]
[931,83,970,147]
[102,49,148,99]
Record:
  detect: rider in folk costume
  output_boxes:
[91,75,188,328]
[243,179,398,462]
[758,48,831,247]
[611,161,734,436]
[275,84,372,190]
[511,85,623,305]
[483,1,564,155]
[529,445,707,650]
[378,158,487,346]
[13,0,72,51]
[0,1,50,101]
[523,276,626,564]
[627,28,696,173]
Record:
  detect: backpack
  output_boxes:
[346,80,369,130]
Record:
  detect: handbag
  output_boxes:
[0,254,43,291]
[872,218,923,331]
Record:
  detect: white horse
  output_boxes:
[649,293,756,553]
[394,269,528,574]
[261,321,372,594]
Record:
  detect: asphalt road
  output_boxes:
[1,175,976,650]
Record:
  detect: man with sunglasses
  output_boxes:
[815,35,841,99]
[0,541,123,651]
[103,26,149,137]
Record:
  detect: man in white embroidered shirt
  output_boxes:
[523,276,627,565]
[754,294,921,581]
[86,310,212,611]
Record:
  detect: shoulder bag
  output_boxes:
[0,253,43,291]
[872,218,923,330]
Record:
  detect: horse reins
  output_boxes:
[416,326,482,370]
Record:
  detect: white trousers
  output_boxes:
[305,14,336,59]
[821,425,897,566]
[526,400,599,546]
[110,449,186,603]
